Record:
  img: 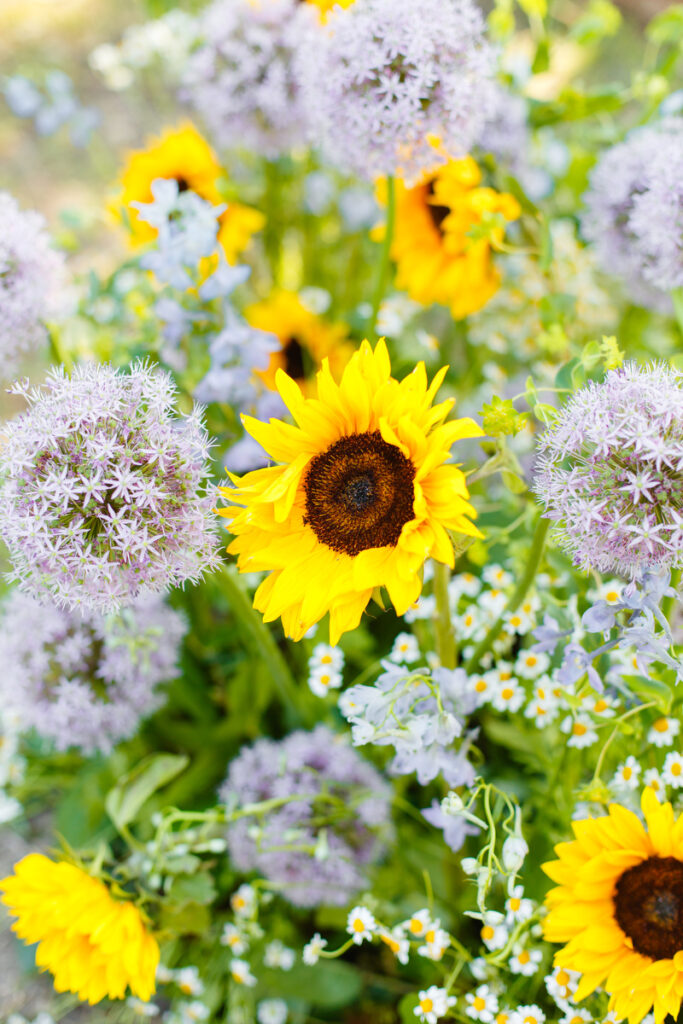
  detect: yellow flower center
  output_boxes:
[525,655,537,667]
[654,718,670,733]
[518,950,530,964]
[501,687,514,700]
[500,670,512,681]
[353,918,366,932]
[573,722,587,736]
[474,997,486,1011]
[509,898,521,911]
[594,699,608,712]
[475,680,487,692]
[623,766,633,780]
[409,918,423,934]
[606,590,619,602]
[556,970,570,986]
[673,763,682,777]
[420,998,434,1013]
[481,925,495,940]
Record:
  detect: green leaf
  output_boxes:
[570,0,621,44]
[647,4,683,45]
[105,752,189,831]
[167,873,217,906]
[158,901,211,936]
[399,994,421,1024]
[256,961,362,1010]
[621,675,673,713]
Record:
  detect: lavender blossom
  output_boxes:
[0,591,185,754]
[534,362,683,579]
[0,362,221,612]
[220,726,392,908]
[182,0,316,159]
[582,118,683,307]
[298,0,496,182]
[0,192,66,377]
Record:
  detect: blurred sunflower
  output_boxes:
[381,157,520,319]
[246,290,353,394]
[219,339,483,643]
[0,853,159,1004]
[544,787,683,1024]
[306,0,355,12]
[113,123,264,262]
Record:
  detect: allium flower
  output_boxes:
[582,118,683,307]
[182,0,316,158]
[0,192,66,377]
[219,725,392,907]
[0,854,159,1004]
[534,363,683,578]
[299,0,496,182]
[0,591,185,754]
[0,362,221,611]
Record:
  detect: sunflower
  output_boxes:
[306,0,355,13]
[380,157,520,320]
[0,853,159,1004]
[246,290,354,395]
[543,787,683,1024]
[113,123,264,262]
[219,339,483,643]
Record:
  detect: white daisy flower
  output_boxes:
[505,885,534,924]
[509,947,543,976]
[220,923,248,955]
[515,650,550,679]
[465,984,499,1022]
[647,716,681,747]
[346,906,376,944]
[403,908,433,938]
[414,986,456,1024]
[662,751,683,788]
[483,564,513,589]
[379,927,410,964]
[303,933,328,965]
[492,677,524,713]
[561,714,598,749]
[389,631,421,664]
[509,1005,545,1024]
[611,756,641,791]
[230,959,256,987]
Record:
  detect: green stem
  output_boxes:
[47,325,73,372]
[218,564,313,724]
[464,513,550,675]
[673,287,683,338]
[369,175,396,342]
[433,561,456,669]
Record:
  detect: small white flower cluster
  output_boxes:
[307,642,344,697]
[339,662,475,787]
[89,10,200,91]
[0,708,25,825]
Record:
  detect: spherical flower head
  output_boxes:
[298,0,496,182]
[182,0,316,159]
[534,362,683,578]
[220,725,392,907]
[0,361,221,612]
[0,591,186,754]
[0,192,66,377]
[582,118,683,308]
[383,157,520,319]
[219,339,483,644]
[543,788,683,1024]
[0,853,159,1004]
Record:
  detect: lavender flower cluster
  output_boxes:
[0,362,221,612]
[0,592,186,754]
[339,663,476,789]
[0,192,66,377]
[220,726,392,908]
[534,362,683,578]
[582,118,683,306]
[183,0,315,159]
[299,0,495,181]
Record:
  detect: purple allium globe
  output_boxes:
[0,591,186,754]
[182,0,316,159]
[298,0,496,182]
[0,191,66,377]
[534,363,683,578]
[581,118,683,308]
[220,726,392,907]
[0,362,221,612]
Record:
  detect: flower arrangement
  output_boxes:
[1,2,683,1024]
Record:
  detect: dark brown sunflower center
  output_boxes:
[283,337,306,381]
[303,431,416,557]
[426,180,450,234]
[614,856,683,959]
[174,176,191,193]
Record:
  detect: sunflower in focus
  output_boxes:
[544,787,683,1024]
[0,853,159,1004]
[113,124,264,262]
[381,157,520,320]
[246,290,354,395]
[219,339,483,643]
